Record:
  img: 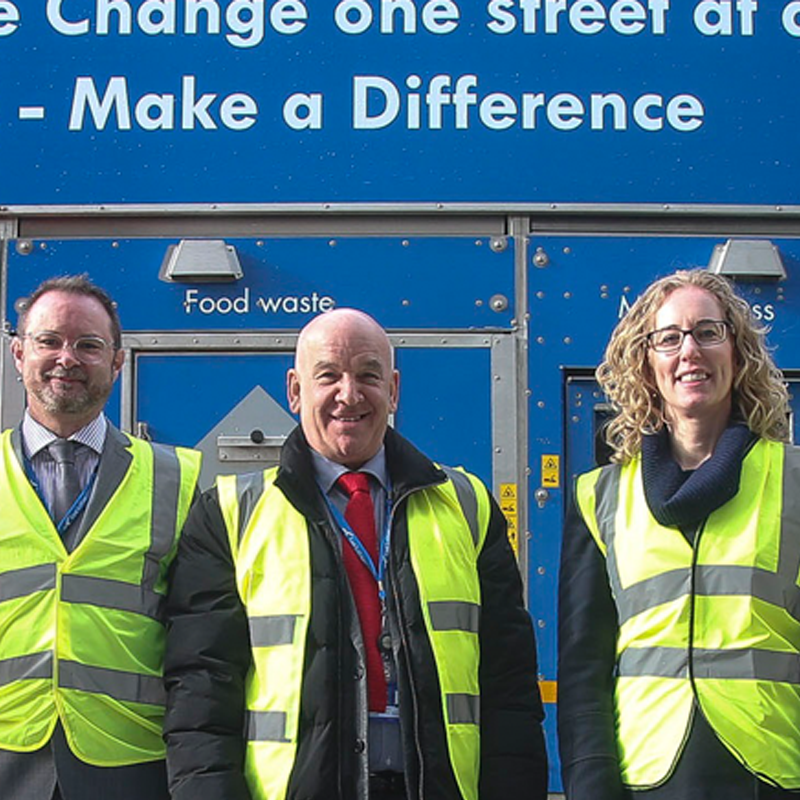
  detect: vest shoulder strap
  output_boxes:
[440,465,490,551]
[218,468,279,553]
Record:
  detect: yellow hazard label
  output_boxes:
[541,455,560,488]
[499,483,519,556]
[500,484,517,500]
[538,680,558,704]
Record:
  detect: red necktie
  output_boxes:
[337,471,387,713]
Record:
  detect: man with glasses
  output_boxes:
[0,275,201,800]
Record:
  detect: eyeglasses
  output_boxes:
[646,320,733,354]
[21,331,114,364]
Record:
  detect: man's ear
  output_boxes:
[287,369,301,414]
[112,347,125,380]
[389,369,400,413]
[10,337,24,374]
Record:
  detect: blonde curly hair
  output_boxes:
[598,269,790,463]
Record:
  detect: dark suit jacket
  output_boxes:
[0,422,170,800]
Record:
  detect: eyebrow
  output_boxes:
[359,358,385,373]
[311,358,385,374]
[312,360,337,373]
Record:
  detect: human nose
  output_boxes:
[336,374,362,404]
[54,342,82,367]
[679,330,702,356]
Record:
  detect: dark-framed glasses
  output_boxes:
[647,320,733,354]
[22,331,113,363]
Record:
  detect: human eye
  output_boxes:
[75,337,106,356]
[314,368,339,384]
[32,332,62,351]
[653,329,681,350]
[360,370,383,385]
[694,322,723,345]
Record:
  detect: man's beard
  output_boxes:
[32,368,112,416]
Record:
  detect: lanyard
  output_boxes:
[326,486,394,602]
[55,473,96,535]
[24,451,98,536]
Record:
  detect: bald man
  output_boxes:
[164,309,548,800]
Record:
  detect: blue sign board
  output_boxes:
[4,236,514,329]
[2,0,800,205]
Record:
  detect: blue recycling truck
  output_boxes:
[3,0,800,793]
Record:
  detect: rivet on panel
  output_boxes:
[532,248,549,268]
[489,294,509,312]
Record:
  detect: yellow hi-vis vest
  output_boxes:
[217,465,491,800]
[576,438,800,790]
[0,429,201,766]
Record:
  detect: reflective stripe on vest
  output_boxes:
[220,466,490,800]
[576,439,800,789]
[0,430,201,765]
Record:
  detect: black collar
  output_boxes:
[641,423,756,528]
[275,425,446,521]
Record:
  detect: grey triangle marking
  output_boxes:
[195,386,296,490]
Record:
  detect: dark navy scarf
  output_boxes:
[641,422,756,529]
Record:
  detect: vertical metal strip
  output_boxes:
[1,229,25,431]
[510,216,530,594]
[119,344,135,435]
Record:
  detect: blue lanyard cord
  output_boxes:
[326,490,394,602]
[56,473,96,535]
[23,452,97,535]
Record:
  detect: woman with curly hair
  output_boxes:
[558,269,799,800]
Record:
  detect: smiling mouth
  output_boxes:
[46,371,86,388]
[334,413,367,423]
[678,371,709,383]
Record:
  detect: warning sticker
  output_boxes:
[499,483,519,556]
[541,455,560,488]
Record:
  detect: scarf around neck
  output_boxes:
[640,422,755,528]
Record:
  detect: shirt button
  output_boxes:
[354,666,365,680]
[355,739,366,754]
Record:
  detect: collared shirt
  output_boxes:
[310,446,389,534]
[309,446,404,774]
[21,411,106,513]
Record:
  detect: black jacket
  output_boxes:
[164,426,548,800]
